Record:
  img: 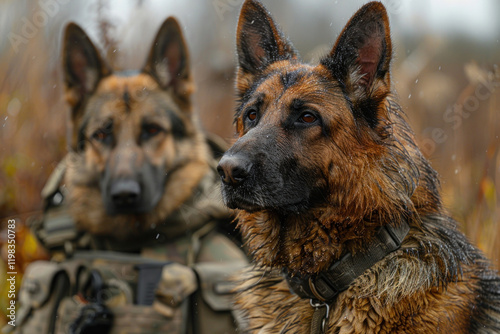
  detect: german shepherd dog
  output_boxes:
[217,1,500,332]
[62,18,226,244]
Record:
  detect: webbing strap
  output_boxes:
[286,221,410,303]
[310,300,330,334]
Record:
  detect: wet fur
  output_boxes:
[223,1,500,332]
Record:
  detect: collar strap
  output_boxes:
[285,221,410,303]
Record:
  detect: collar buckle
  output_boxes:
[308,271,340,302]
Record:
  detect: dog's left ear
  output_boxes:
[143,17,192,98]
[321,2,392,128]
[63,23,111,109]
[63,23,111,151]
[236,0,297,97]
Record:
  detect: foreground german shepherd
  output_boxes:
[62,18,227,243]
[218,1,500,332]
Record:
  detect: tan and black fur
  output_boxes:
[62,18,222,243]
[217,1,500,332]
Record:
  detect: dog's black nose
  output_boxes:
[110,179,141,207]
[217,155,252,185]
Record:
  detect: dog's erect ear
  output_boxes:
[63,23,110,109]
[236,0,297,88]
[322,2,392,128]
[143,17,192,98]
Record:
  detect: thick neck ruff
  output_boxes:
[283,220,410,333]
[284,220,410,303]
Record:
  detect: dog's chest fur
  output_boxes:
[236,262,477,334]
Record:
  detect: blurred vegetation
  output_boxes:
[1,0,499,327]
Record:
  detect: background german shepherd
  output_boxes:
[62,18,225,243]
[218,1,500,332]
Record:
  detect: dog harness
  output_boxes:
[284,221,410,334]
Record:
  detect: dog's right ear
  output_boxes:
[63,23,110,110]
[236,0,297,95]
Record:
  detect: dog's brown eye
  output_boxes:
[247,110,257,121]
[93,131,107,141]
[141,123,163,141]
[145,125,160,135]
[92,122,113,144]
[300,113,317,124]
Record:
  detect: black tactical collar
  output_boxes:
[284,221,410,304]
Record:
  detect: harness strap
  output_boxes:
[285,221,410,303]
[310,300,330,334]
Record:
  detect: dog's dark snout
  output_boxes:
[110,179,141,207]
[217,155,252,185]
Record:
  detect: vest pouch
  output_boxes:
[10,261,70,334]
[55,262,197,334]
[191,261,247,334]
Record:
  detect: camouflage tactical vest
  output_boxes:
[12,251,246,334]
[8,136,248,334]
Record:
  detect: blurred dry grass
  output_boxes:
[440,64,500,260]
[0,10,59,325]
[1,0,499,327]
[391,37,500,269]
[0,34,66,219]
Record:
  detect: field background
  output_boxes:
[1,0,499,326]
